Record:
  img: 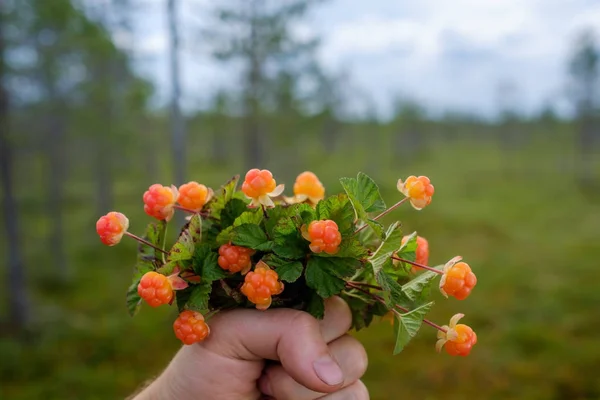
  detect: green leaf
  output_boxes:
[396,231,418,262]
[176,287,193,312]
[193,244,229,282]
[209,175,240,218]
[137,220,167,262]
[132,260,155,281]
[344,295,374,331]
[316,194,355,235]
[369,221,403,276]
[393,302,434,354]
[306,292,325,319]
[126,279,142,317]
[318,236,368,259]
[340,172,386,213]
[401,265,443,302]
[186,282,212,312]
[376,266,411,307]
[156,260,179,276]
[188,214,202,244]
[168,230,195,262]
[271,217,307,259]
[216,210,263,245]
[221,198,250,227]
[262,254,303,283]
[231,224,272,251]
[305,257,360,298]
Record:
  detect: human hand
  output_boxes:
[133,296,369,399]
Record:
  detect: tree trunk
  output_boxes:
[167,0,186,185]
[1,19,30,330]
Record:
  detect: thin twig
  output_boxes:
[391,256,443,274]
[353,197,409,235]
[125,232,168,255]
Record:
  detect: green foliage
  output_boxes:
[306,256,361,297]
[393,302,434,354]
[125,279,142,317]
[340,173,387,237]
[262,254,303,283]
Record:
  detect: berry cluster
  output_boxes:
[96,169,479,357]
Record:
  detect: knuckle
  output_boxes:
[289,310,319,332]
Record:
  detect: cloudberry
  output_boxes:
[439,257,477,300]
[242,168,284,208]
[397,176,434,210]
[398,235,429,273]
[293,171,325,204]
[173,310,210,345]
[218,244,254,274]
[138,271,174,307]
[436,313,477,356]
[96,212,129,246]
[143,184,179,221]
[241,261,284,310]
[178,181,212,211]
[303,219,342,255]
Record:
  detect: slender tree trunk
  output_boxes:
[1,21,30,331]
[167,0,186,185]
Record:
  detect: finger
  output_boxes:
[202,305,348,393]
[259,335,368,400]
[318,380,369,399]
[319,296,352,343]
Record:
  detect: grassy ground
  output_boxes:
[1,130,599,399]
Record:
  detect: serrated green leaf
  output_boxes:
[193,244,229,282]
[369,221,403,276]
[126,279,142,317]
[271,217,307,259]
[316,194,355,235]
[186,281,212,311]
[305,257,360,297]
[401,265,443,302]
[340,172,386,213]
[376,266,411,307]
[216,210,263,245]
[156,260,178,275]
[176,287,193,312]
[168,230,195,261]
[231,224,272,251]
[188,214,202,244]
[396,231,418,261]
[221,198,250,227]
[209,175,240,218]
[137,220,167,262]
[306,292,325,319]
[132,260,155,281]
[318,236,368,259]
[344,295,374,331]
[393,302,434,354]
[262,255,303,282]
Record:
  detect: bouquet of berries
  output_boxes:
[96,170,477,356]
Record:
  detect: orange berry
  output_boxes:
[178,181,210,211]
[306,220,342,255]
[138,271,173,307]
[96,212,129,246]
[173,310,210,345]
[241,262,284,310]
[218,244,254,274]
[241,169,284,208]
[444,324,478,356]
[440,260,477,300]
[397,176,434,210]
[293,171,325,203]
[143,184,178,221]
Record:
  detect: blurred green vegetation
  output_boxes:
[1,125,599,399]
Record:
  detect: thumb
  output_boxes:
[202,297,351,394]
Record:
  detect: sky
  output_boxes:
[125,0,600,118]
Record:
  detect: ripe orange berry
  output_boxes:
[173,310,210,345]
[241,262,284,310]
[138,271,174,307]
[178,181,210,211]
[241,169,284,208]
[436,313,477,356]
[218,244,254,274]
[397,176,434,210]
[96,212,129,246]
[440,259,477,300]
[444,324,478,356]
[143,184,178,221]
[306,220,342,255]
[293,171,325,203]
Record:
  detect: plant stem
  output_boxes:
[347,281,382,290]
[391,256,443,274]
[354,197,409,235]
[125,232,168,255]
[345,281,447,333]
[173,204,202,214]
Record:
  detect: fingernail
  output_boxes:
[313,355,344,386]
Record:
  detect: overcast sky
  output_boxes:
[127,0,600,118]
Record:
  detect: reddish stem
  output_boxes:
[354,197,409,235]
[173,204,199,214]
[345,282,447,333]
[391,256,443,275]
[125,232,168,255]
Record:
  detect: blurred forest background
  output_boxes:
[1,0,599,399]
